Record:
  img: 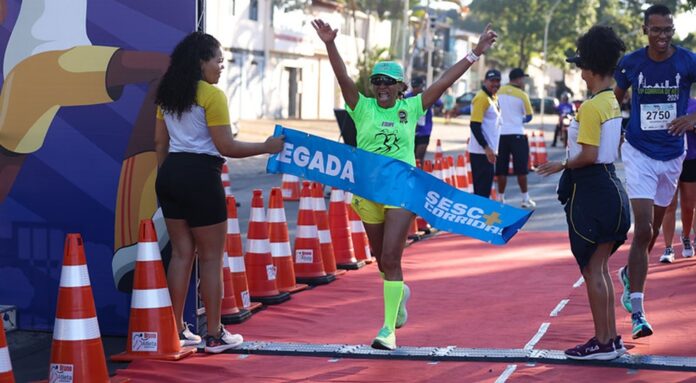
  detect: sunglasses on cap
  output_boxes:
[370,75,398,86]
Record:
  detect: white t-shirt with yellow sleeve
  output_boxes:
[567,90,622,164]
[156,81,230,158]
[468,89,501,155]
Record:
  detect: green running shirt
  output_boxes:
[346,93,425,166]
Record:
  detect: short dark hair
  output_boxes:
[644,4,672,25]
[575,26,626,77]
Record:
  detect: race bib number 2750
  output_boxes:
[640,103,676,131]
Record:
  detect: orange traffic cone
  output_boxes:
[416,216,432,234]
[455,155,469,192]
[268,187,308,293]
[447,156,457,186]
[280,174,301,201]
[221,162,231,196]
[423,160,433,174]
[112,221,196,362]
[433,159,444,181]
[528,131,537,169]
[294,182,335,285]
[328,188,364,270]
[225,196,262,312]
[311,182,345,277]
[508,155,514,175]
[434,138,443,162]
[49,234,128,382]
[345,191,374,264]
[466,150,473,192]
[416,159,422,169]
[221,249,251,324]
[537,131,548,164]
[245,190,291,304]
[0,310,14,383]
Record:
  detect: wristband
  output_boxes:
[465,50,480,64]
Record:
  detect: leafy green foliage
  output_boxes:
[355,47,392,96]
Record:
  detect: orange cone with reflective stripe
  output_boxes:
[280,174,301,201]
[528,131,537,169]
[225,196,262,312]
[268,188,308,293]
[0,310,14,383]
[311,182,345,276]
[434,139,443,162]
[49,234,115,382]
[112,221,195,362]
[345,192,374,263]
[536,131,548,164]
[447,156,457,186]
[221,246,251,324]
[455,154,469,192]
[466,150,473,192]
[221,162,231,196]
[328,188,364,270]
[423,160,433,174]
[508,155,514,175]
[245,190,291,304]
[433,159,444,181]
[294,182,336,285]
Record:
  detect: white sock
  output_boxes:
[498,193,505,202]
[522,192,529,201]
[630,292,644,314]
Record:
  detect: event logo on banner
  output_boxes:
[267,126,533,244]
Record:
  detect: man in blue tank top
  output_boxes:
[614,4,696,340]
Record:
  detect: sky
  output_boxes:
[675,9,696,39]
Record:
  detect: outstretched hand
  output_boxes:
[265,135,286,154]
[473,23,498,56]
[311,19,338,44]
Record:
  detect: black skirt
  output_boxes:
[558,164,631,270]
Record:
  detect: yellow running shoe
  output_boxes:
[371,327,396,350]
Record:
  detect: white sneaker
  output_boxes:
[204,326,243,353]
[682,236,694,258]
[521,198,536,209]
[179,322,202,347]
[660,247,675,263]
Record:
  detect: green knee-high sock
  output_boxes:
[383,280,404,331]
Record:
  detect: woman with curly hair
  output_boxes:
[538,26,630,360]
[154,32,284,353]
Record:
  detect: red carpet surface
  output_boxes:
[116,231,696,382]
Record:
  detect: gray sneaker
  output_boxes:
[682,237,694,258]
[660,247,675,263]
[395,284,410,329]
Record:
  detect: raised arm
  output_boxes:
[422,24,498,110]
[312,19,359,109]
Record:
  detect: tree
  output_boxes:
[463,0,596,70]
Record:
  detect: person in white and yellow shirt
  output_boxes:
[468,69,502,198]
[497,68,535,208]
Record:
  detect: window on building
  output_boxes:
[230,0,236,15]
[249,0,258,21]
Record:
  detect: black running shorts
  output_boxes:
[495,134,529,176]
[155,152,227,227]
[680,159,696,183]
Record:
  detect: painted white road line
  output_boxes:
[524,322,550,350]
[495,364,518,383]
[550,299,570,317]
[573,276,584,288]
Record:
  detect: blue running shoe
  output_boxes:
[371,327,396,350]
[618,266,632,313]
[631,312,654,339]
[395,284,410,329]
[564,337,619,361]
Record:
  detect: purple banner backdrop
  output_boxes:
[0,0,194,334]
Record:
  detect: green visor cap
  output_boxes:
[370,61,404,82]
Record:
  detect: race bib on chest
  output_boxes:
[640,103,676,131]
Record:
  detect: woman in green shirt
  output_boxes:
[312,19,497,350]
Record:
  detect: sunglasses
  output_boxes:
[370,76,398,86]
